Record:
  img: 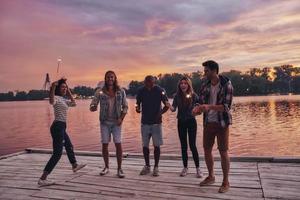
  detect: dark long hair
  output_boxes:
[176,76,194,108]
[54,78,67,96]
[103,70,120,93]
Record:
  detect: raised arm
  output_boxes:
[90,88,101,112]
[66,87,76,107]
[49,81,57,105]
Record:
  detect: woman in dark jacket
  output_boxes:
[167,76,203,177]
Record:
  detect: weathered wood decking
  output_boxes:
[0,149,300,200]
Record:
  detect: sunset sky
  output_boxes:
[1,0,300,91]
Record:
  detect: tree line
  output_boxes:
[0,86,95,101]
[127,64,300,96]
[1,65,300,101]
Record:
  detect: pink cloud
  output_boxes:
[0,0,299,91]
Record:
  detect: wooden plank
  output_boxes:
[0,151,26,161]
[6,151,300,200]
[68,174,263,200]
[2,152,261,169]
[24,148,300,163]
[258,162,300,200]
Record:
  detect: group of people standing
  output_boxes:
[38,60,233,193]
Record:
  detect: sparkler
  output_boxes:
[57,57,62,75]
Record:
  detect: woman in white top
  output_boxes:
[38,78,86,187]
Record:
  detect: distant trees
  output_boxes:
[1,64,300,101]
[157,73,184,97]
[72,86,95,97]
[0,90,49,101]
[0,92,14,101]
[127,80,143,96]
[27,90,49,100]
[0,86,95,102]
[127,65,300,97]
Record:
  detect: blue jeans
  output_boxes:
[100,121,122,144]
[44,121,77,173]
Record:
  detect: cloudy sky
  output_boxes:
[0,0,300,91]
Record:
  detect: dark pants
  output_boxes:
[44,121,77,174]
[177,118,199,168]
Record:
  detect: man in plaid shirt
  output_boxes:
[192,60,233,193]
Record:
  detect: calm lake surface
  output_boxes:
[1,95,300,156]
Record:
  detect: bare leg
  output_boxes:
[204,148,214,178]
[115,143,123,170]
[219,150,230,184]
[102,143,109,168]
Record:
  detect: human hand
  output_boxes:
[165,102,175,111]
[117,118,123,126]
[200,104,211,112]
[135,105,141,113]
[90,105,97,112]
[51,81,58,88]
[192,105,201,116]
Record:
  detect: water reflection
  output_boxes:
[231,96,300,156]
[0,95,300,156]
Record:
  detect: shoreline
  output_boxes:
[1,148,300,163]
[0,93,300,102]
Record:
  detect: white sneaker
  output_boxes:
[72,163,86,172]
[180,168,188,177]
[117,169,125,178]
[100,167,109,176]
[140,165,151,175]
[38,179,55,187]
[196,167,203,178]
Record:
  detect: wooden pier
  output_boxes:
[0,148,299,200]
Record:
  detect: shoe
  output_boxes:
[72,163,86,172]
[196,167,203,178]
[218,183,230,193]
[100,167,109,176]
[139,165,151,175]
[38,179,55,187]
[152,166,159,177]
[180,168,188,177]
[199,176,215,186]
[117,169,125,178]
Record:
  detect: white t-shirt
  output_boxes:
[53,96,76,122]
[207,82,220,123]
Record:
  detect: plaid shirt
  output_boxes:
[198,75,233,127]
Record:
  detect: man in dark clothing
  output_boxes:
[136,75,169,176]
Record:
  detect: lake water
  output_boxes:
[0,95,300,156]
